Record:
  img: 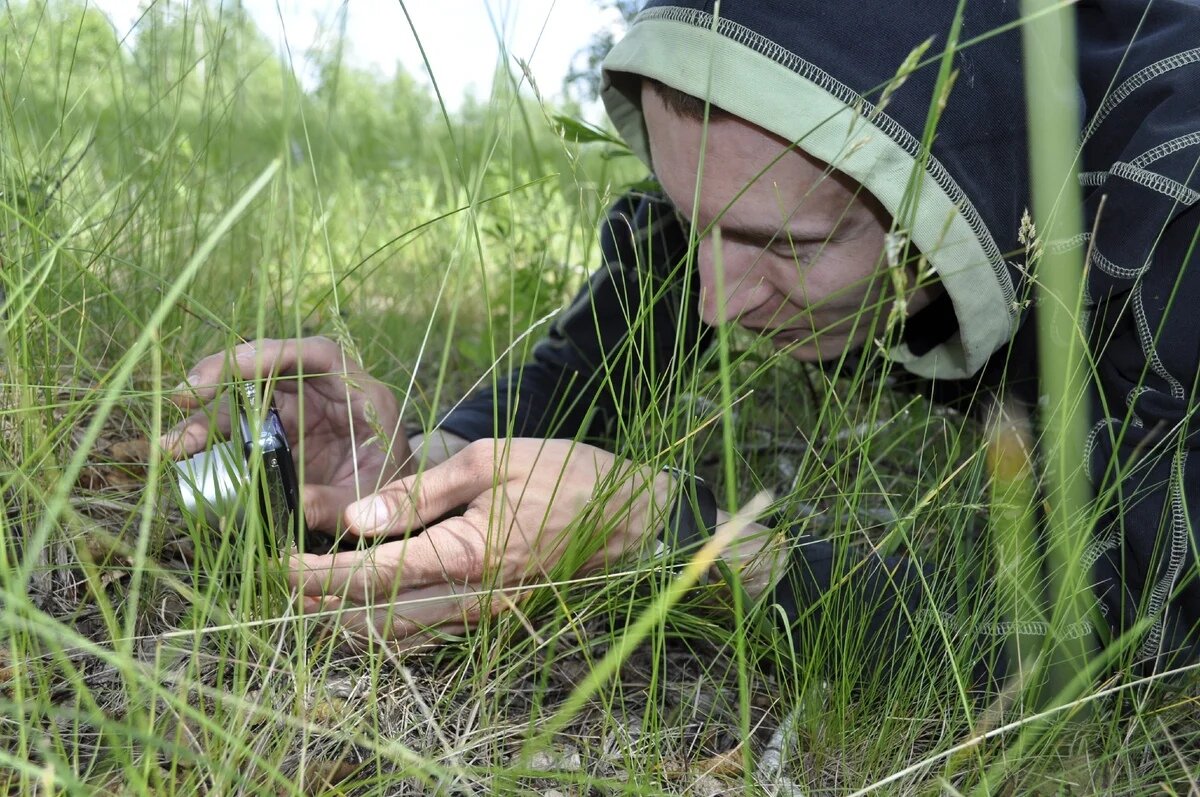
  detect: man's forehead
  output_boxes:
[665,154,855,235]
[643,94,858,231]
[686,183,844,236]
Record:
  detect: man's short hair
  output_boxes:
[643,78,730,121]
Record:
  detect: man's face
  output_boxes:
[642,84,934,362]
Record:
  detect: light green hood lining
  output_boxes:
[601,8,1018,380]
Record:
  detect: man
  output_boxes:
[167,1,1200,671]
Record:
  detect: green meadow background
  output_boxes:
[1,1,1196,794]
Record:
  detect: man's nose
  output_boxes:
[695,237,771,326]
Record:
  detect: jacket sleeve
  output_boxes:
[765,209,1200,684]
[1073,1,1200,666]
[1087,201,1200,666]
[437,191,708,444]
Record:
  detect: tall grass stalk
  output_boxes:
[1018,0,1095,704]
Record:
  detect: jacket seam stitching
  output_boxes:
[1132,280,1186,401]
[1080,48,1200,145]
[1137,447,1190,661]
[1110,162,1200,206]
[1131,131,1200,169]
[1091,246,1149,280]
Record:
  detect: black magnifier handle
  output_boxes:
[235,381,302,548]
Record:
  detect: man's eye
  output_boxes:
[772,244,818,262]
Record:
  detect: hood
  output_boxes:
[600,1,1200,381]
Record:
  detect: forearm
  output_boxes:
[436,192,703,446]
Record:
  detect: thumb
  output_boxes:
[301,484,357,533]
[345,455,488,537]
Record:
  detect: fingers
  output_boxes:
[301,588,485,648]
[161,336,355,456]
[300,484,358,532]
[161,389,296,457]
[159,399,235,458]
[289,516,487,599]
[344,445,490,536]
[171,336,354,406]
[311,586,480,638]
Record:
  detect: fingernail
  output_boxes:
[349,496,392,532]
[158,428,181,450]
[172,373,199,392]
[302,596,321,613]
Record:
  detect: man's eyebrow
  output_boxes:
[656,175,838,244]
[669,200,836,245]
[721,220,836,245]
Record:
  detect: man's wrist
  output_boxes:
[713,510,787,599]
[660,468,787,600]
[408,429,471,468]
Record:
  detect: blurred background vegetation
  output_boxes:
[1,0,640,414]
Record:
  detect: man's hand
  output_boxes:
[162,336,411,530]
[290,438,674,643]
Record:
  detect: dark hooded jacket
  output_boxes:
[440,1,1200,670]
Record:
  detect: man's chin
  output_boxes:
[781,341,822,361]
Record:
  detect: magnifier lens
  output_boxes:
[174,440,247,524]
[172,381,301,549]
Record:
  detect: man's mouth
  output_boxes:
[739,325,813,344]
[771,329,812,345]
